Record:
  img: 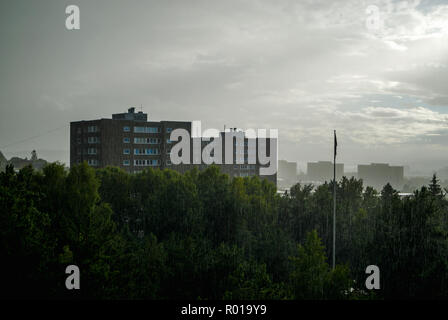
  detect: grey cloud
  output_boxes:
[0,0,448,174]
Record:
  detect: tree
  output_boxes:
[289,230,351,299]
[429,173,444,199]
[0,165,55,298]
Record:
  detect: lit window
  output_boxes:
[133,159,160,166]
[88,137,100,144]
[134,127,160,133]
[88,126,98,133]
[134,137,160,144]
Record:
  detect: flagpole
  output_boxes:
[333,130,336,270]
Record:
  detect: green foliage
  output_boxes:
[289,230,330,299]
[223,260,288,300]
[289,230,352,300]
[1,163,448,299]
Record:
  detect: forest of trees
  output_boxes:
[1,162,448,299]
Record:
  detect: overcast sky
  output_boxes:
[1,0,447,174]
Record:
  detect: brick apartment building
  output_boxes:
[70,108,277,185]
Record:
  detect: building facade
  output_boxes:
[277,160,298,189]
[70,108,277,185]
[357,163,404,190]
[307,161,344,183]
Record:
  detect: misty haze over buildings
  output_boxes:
[278,159,405,191]
[1,0,448,176]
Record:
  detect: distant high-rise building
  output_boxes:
[5,150,48,172]
[278,160,298,189]
[357,163,404,190]
[70,108,277,185]
[307,161,344,183]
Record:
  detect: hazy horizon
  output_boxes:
[1,0,447,176]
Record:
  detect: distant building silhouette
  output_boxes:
[278,160,297,189]
[1,150,48,172]
[357,163,404,190]
[31,150,38,161]
[307,161,344,183]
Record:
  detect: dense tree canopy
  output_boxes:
[1,162,447,299]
